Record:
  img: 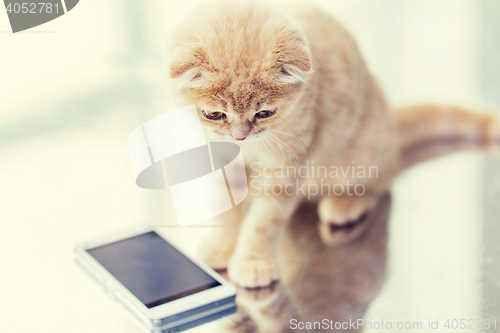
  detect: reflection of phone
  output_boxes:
[75,228,236,333]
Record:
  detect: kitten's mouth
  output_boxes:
[229,133,266,143]
[211,131,267,143]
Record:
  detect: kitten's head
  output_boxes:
[165,0,313,142]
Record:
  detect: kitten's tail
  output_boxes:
[395,104,500,168]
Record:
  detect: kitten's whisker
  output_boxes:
[282,117,295,138]
[263,135,279,163]
[259,136,271,161]
[267,135,286,162]
[269,130,302,159]
[268,133,300,168]
[275,134,301,166]
[271,129,313,155]
[258,140,269,162]
[301,95,320,109]
[263,136,276,163]
[277,138,300,168]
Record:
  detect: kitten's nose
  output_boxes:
[230,122,252,141]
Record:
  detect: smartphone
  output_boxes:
[74,228,237,333]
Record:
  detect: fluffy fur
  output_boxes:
[165,0,500,288]
[395,104,500,168]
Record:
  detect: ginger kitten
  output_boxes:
[164,0,500,288]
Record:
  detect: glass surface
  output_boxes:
[0,1,499,332]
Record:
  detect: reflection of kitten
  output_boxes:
[228,194,391,333]
[165,0,500,288]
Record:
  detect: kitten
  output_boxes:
[164,0,500,288]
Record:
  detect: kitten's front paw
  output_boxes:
[318,194,376,247]
[228,254,279,288]
[318,212,370,247]
[236,282,279,303]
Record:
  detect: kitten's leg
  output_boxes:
[228,195,299,288]
[235,284,282,333]
[199,202,246,270]
[318,193,378,247]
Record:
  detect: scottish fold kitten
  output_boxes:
[164,0,500,288]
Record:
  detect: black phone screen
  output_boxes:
[87,231,221,308]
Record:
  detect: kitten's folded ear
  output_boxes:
[165,26,207,84]
[167,47,206,80]
[275,34,313,85]
[165,45,210,90]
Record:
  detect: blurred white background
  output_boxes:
[0,1,499,332]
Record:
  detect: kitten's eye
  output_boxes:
[202,110,225,120]
[255,110,276,119]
